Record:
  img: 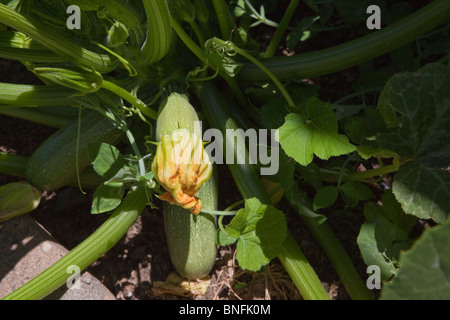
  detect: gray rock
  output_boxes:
[0,215,115,300]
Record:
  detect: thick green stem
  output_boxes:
[0,4,118,73]
[2,186,148,300]
[264,0,300,58]
[0,83,76,107]
[319,163,399,183]
[240,0,450,81]
[0,47,63,63]
[189,20,206,46]
[298,215,373,300]
[171,16,207,62]
[140,0,172,65]
[0,152,28,177]
[212,0,239,41]
[347,163,399,180]
[278,233,330,300]
[0,107,72,128]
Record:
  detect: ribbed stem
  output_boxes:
[0,107,72,128]
[140,0,172,65]
[0,48,63,63]
[212,0,237,41]
[0,152,28,177]
[299,215,374,300]
[0,3,118,73]
[278,233,330,300]
[0,83,76,107]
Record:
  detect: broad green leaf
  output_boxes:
[216,229,238,246]
[88,143,126,180]
[288,82,319,115]
[91,182,125,214]
[235,232,268,272]
[392,161,450,223]
[296,162,323,192]
[376,62,450,222]
[261,83,318,130]
[106,163,139,184]
[260,98,288,130]
[332,104,365,121]
[356,141,397,160]
[380,190,417,234]
[357,214,411,281]
[364,192,417,235]
[377,62,450,169]
[364,201,385,220]
[381,218,450,300]
[276,97,356,166]
[225,198,264,237]
[225,198,287,272]
[340,181,373,201]
[343,116,367,145]
[313,186,338,211]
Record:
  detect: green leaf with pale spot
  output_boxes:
[276,97,356,166]
[393,161,450,223]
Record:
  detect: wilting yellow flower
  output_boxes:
[0,181,41,222]
[152,128,212,214]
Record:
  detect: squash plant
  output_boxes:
[0,0,449,300]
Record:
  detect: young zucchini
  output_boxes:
[163,169,218,279]
[153,91,218,280]
[26,109,123,192]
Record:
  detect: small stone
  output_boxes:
[0,215,116,300]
